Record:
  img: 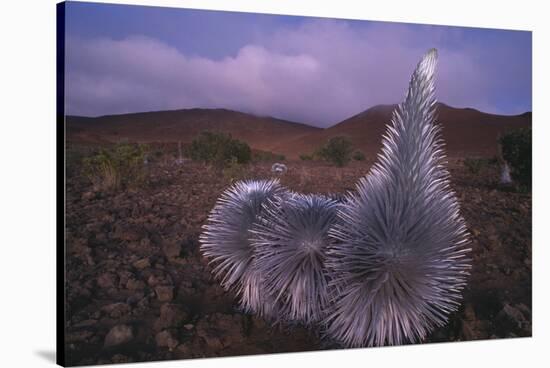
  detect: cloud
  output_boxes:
[65,20,531,127]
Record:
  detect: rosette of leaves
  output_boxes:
[200,179,288,316]
[251,193,340,325]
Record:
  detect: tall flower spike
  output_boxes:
[200,179,288,316]
[251,193,340,325]
[324,49,471,347]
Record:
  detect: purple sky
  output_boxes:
[64,2,532,127]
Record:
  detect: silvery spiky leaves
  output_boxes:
[251,193,339,325]
[200,179,288,316]
[324,49,471,347]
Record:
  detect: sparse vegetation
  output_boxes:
[317,136,354,167]
[499,128,531,190]
[352,150,366,161]
[222,157,247,183]
[464,157,487,174]
[463,157,502,176]
[82,142,148,191]
[300,154,314,161]
[253,150,285,162]
[152,149,163,160]
[188,131,251,167]
[66,147,532,364]
[66,144,95,177]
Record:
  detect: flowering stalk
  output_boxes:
[323,49,471,347]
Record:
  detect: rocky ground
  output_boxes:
[64,156,532,366]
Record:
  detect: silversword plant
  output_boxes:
[251,193,339,325]
[323,49,471,347]
[200,48,471,348]
[200,179,288,316]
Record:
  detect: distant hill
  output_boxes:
[271,103,532,158]
[66,103,531,158]
[66,108,320,153]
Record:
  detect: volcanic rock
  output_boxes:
[162,240,181,259]
[97,272,117,289]
[155,285,174,302]
[155,330,179,350]
[133,258,151,270]
[104,324,133,347]
[101,303,130,319]
[154,303,188,331]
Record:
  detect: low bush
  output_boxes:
[82,142,148,191]
[499,128,531,190]
[352,150,366,161]
[222,157,247,183]
[317,136,354,167]
[463,157,487,174]
[66,145,94,178]
[188,131,251,167]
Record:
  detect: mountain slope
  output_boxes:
[66,104,531,159]
[66,108,320,153]
[271,103,532,158]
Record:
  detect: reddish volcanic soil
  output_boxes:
[64,155,532,366]
[66,103,531,160]
[66,108,320,153]
[272,103,531,158]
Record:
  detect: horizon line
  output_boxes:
[65,101,532,130]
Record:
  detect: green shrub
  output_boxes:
[352,150,366,161]
[300,154,313,161]
[488,156,499,165]
[499,127,532,189]
[317,136,354,167]
[188,131,251,166]
[66,145,94,178]
[223,157,246,183]
[464,157,486,174]
[82,142,148,191]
